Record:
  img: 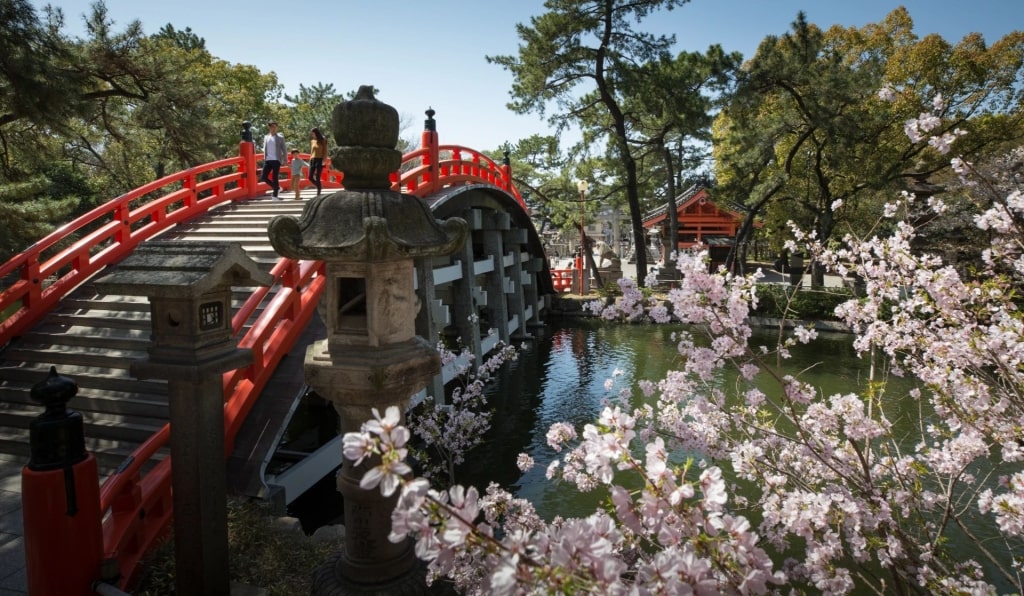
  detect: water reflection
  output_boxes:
[458,319,912,521]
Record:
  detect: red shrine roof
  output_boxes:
[642,186,744,229]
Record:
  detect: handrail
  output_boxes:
[551,268,576,293]
[0,138,525,591]
[0,157,247,345]
[0,149,344,349]
[392,144,525,209]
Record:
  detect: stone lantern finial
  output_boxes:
[330,85,400,190]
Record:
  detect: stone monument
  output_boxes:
[593,240,623,287]
[268,86,467,594]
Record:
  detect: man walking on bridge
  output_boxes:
[261,121,287,198]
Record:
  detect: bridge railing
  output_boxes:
[0,140,339,588]
[0,143,343,349]
[551,268,576,293]
[391,123,525,210]
[0,152,247,346]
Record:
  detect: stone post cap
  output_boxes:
[94,241,273,298]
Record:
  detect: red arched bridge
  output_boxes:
[0,115,561,589]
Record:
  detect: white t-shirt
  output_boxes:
[265,135,281,161]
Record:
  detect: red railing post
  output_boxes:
[240,140,258,198]
[22,368,104,595]
[421,108,440,195]
[500,150,513,192]
[575,255,584,294]
[114,202,131,245]
[453,148,464,175]
[22,256,41,308]
[183,171,197,209]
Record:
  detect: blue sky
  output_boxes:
[32,0,1023,152]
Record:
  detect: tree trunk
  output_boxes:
[660,143,679,276]
[594,7,647,285]
[725,181,784,274]
[811,205,835,287]
[584,232,604,290]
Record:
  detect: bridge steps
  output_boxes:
[0,403,161,443]
[0,428,169,473]
[0,195,303,472]
[0,364,167,396]
[23,328,151,351]
[159,196,307,269]
[0,381,167,419]
[3,345,147,372]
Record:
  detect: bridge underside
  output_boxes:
[231,184,555,505]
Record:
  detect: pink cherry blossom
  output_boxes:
[337,95,1023,595]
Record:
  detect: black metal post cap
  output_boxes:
[30,366,78,417]
[28,367,87,471]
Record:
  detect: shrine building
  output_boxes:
[642,185,748,269]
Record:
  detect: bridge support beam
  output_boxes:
[524,255,546,331]
[503,228,530,339]
[450,210,484,363]
[482,212,511,345]
[415,257,447,403]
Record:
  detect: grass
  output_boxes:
[134,498,336,595]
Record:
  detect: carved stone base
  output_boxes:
[310,548,430,596]
[597,268,623,286]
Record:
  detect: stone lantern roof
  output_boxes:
[268,86,466,262]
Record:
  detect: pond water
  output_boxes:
[456,318,905,520]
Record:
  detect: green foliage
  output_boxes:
[0,0,91,132]
[43,162,93,204]
[0,0,285,254]
[750,284,854,321]
[617,46,740,261]
[487,0,693,284]
[152,23,205,51]
[713,8,1024,280]
[595,280,621,299]
[0,177,79,260]
[495,134,618,246]
[283,82,344,152]
[280,84,422,154]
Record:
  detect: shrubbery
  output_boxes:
[749,283,854,321]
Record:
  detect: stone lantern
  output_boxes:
[268,86,467,594]
[94,240,273,596]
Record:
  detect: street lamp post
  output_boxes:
[577,180,589,294]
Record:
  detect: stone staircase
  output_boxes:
[0,194,309,472]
